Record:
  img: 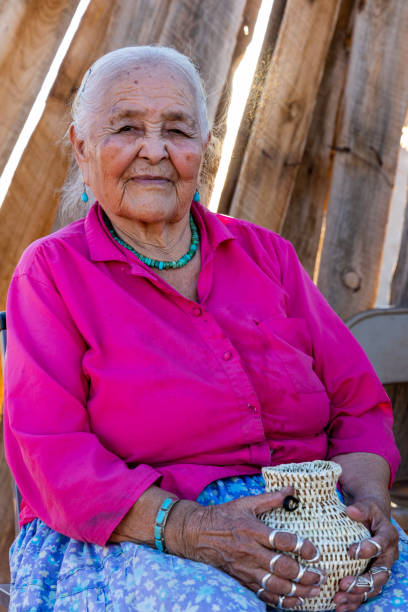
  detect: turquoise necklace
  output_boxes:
[103,211,200,270]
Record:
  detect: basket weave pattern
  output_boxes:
[259,461,370,610]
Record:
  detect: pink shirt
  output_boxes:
[4,201,399,546]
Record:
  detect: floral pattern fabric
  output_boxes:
[9,474,408,611]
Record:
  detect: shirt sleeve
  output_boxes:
[276,238,400,485]
[4,268,161,546]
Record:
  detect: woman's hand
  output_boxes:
[166,486,327,609]
[333,498,399,612]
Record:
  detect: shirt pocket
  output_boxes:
[258,316,326,394]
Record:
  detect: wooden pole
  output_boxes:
[218,0,287,215]
[281,0,357,278]
[317,0,408,319]
[228,0,341,230]
[0,0,80,175]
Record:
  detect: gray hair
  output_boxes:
[56,46,210,228]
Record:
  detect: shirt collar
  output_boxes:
[84,200,236,265]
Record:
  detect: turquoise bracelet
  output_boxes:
[154,497,179,553]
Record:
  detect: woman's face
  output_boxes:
[71,63,208,225]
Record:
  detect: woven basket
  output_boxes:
[259,461,370,610]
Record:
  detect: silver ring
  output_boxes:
[346,576,358,593]
[268,529,280,548]
[293,534,304,555]
[261,572,272,589]
[354,540,363,560]
[306,567,326,585]
[297,597,306,606]
[367,538,383,558]
[356,576,371,588]
[293,565,306,583]
[370,565,391,578]
[256,587,264,599]
[277,595,285,608]
[307,547,321,563]
[270,553,282,572]
[363,591,368,603]
[287,583,297,597]
[368,572,375,593]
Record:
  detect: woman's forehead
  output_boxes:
[98,64,197,115]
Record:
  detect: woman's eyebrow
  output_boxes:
[108,109,197,128]
[161,111,197,128]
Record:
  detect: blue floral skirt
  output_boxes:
[9,474,408,611]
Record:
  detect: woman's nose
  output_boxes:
[137,135,169,163]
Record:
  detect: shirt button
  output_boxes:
[223,351,232,361]
[192,306,202,317]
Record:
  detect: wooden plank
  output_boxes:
[218,0,287,215]
[199,0,263,202]
[281,0,357,278]
[317,0,408,320]
[0,0,81,174]
[228,0,341,230]
[159,0,246,126]
[159,0,248,204]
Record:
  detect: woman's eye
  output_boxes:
[168,129,188,136]
[117,125,139,133]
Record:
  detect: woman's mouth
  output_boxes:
[132,175,170,185]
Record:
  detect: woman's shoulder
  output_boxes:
[213,209,293,266]
[13,217,87,281]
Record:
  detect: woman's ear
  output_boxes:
[69,124,89,183]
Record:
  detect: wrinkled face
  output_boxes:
[71,63,208,225]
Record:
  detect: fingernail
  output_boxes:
[338,596,348,604]
[310,587,320,597]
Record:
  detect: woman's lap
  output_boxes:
[9,475,408,611]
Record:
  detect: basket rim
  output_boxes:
[262,460,342,476]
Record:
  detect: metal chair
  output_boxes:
[346,307,408,530]
[346,307,408,384]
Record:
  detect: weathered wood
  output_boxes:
[281,0,357,278]
[0,0,80,174]
[218,0,287,215]
[159,0,249,204]
[317,0,408,319]
[159,0,246,127]
[200,0,262,201]
[228,0,341,230]
[391,157,408,307]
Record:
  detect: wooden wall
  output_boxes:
[0,0,407,582]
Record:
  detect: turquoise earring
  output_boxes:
[81,184,89,203]
[193,189,200,203]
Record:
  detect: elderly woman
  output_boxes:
[3,46,408,612]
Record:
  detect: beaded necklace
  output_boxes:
[103,210,200,270]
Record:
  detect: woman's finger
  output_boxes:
[267,529,320,562]
[252,569,321,600]
[268,552,326,586]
